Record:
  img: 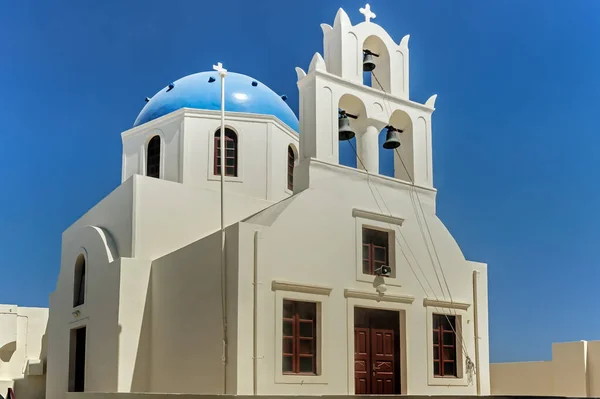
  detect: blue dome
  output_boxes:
[134,71,299,131]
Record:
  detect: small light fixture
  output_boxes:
[167,83,175,92]
[281,95,287,101]
[144,97,151,103]
[208,76,216,83]
[251,80,258,87]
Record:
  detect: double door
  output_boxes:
[354,307,400,395]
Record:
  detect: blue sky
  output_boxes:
[1,0,599,363]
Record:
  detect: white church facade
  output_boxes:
[45,5,490,398]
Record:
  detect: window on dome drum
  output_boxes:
[146,135,161,178]
[432,314,458,377]
[362,227,389,275]
[287,145,295,191]
[73,255,85,307]
[214,128,238,177]
[282,300,317,375]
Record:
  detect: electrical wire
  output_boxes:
[363,70,475,378]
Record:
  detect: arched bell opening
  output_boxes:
[338,94,367,170]
[387,109,414,183]
[362,35,391,93]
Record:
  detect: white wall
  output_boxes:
[148,225,241,394]
[233,158,489,395]
[0,306,47,399]
[121,115,183,184]
[132,175,274,261]
[121,108,299,204]
[62,177,135,258]
[46,226,121,399]
[182,110,299,202]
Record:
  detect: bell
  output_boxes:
[363,52,376,72]
[383,127,402,149]
[338,115,356,141]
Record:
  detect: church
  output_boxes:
[45,5,490,398]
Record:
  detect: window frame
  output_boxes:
[432,313,457,377]
[146,135,161,178]
[73,253,87,308]
[362,227,389,276]
[214,128,238,177]
[282,300,317,375]
[287,145,296,192]
[273,282,330,385]
[424,303,469,386]
[353,210,400,286]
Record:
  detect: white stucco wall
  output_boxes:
[148,226,241,394]
[121,109,299,203]
[46,225,121,399]
[48,5,490,397]
[121,115,183,184]
[0,306,47,399]
[230,159,489,396]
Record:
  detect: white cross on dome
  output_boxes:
[213,62,227,77]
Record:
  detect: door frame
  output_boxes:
[346,296,409,395]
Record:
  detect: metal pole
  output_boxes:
[213,61,228,393]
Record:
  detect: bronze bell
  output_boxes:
[338,114,356,141]
[383,126,402,149]
[363,50,376,72]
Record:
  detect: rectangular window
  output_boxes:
[282,300,317,375]
[432,314,457,377]
[362,227,389,275]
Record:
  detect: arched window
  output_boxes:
[146,135,161,178]
[287,145,296,191]
[73,254,86,307]
[214,128,238,177]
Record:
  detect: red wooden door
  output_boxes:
[354,327,396,394]
[354,327,370,394]
[371,328,395,394]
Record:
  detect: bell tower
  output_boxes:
[296,4,438,188]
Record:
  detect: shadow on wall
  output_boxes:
[0,342,16,362]
[131,272,152,392]
[12,325,49,399]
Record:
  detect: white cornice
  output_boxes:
[121,108,186,139]
[352,208,404,226]
[308,158,437,194]
[182,109,299,140]
[271,280,332,296]
[298,69,434,113]
[344,289,414,304]
[122,107,299,140]
[423,298,470,310]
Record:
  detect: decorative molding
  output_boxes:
[307,158,437,194]
[352,208,404,226]
[423,298,470,310]
[271,280,332,296]
[344,289,414,304]
[313,69,434,113]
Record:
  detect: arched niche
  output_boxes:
[389,109,414,182]
[338,93,368,169]
[363,35,391,93]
